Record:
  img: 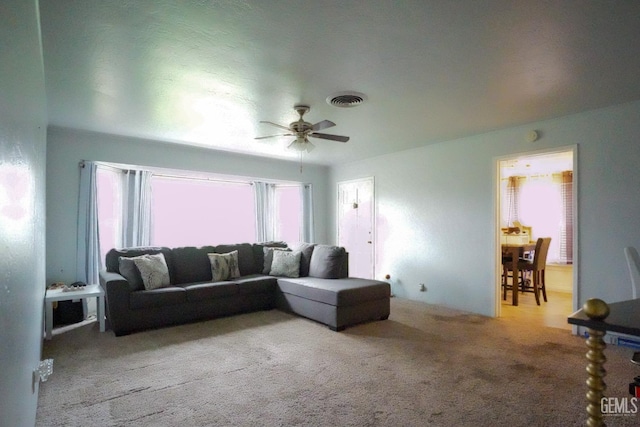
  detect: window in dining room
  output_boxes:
[499,152,573,265]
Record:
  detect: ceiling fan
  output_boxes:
[255,105,349,153]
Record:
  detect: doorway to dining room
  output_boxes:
[496,148,576,330]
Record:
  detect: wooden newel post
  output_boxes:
[583,298,610,427]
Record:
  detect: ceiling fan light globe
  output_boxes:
[288,140,306,152]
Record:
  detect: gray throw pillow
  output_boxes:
[132,253,171,290]
[269,250,301,278]
[263,247,290,274]
[207,250,241,282]
[118,257,144,291]
[289,242,316,277]
[308,245,346,279]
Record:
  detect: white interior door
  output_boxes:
[338,177,374,279]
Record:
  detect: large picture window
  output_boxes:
[151,176,256,247]
[274,185,302,243]
[96,166,122,263]
[91,162,311,268]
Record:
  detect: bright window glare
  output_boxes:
[151,177,256,246]
[518,177,563,262]
[274,186,301,244]
[96,168,122,262]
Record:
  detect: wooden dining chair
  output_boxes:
[503,237,551,305]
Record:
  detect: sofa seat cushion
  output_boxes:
[234,274,277,295]
[182,281,239,302]
[130,287,187,310]
[277,277,390,307]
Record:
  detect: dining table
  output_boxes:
[501,241,536,306]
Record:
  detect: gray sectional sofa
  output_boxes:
[99,242,390,336]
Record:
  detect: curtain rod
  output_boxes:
[82,160,309,187]
[501,170,572,180]
[154,173,252,185]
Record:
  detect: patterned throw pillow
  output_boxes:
[263,247,290,274]
[269,250,302,278]
[207,250,241,282]
[132,253,171,290]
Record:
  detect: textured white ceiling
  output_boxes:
[39,1,640,165]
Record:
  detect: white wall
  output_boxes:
[330,100,640,316]
[46,126,330,284]
[0,1,48,425]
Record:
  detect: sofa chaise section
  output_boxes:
[276,277,391,331]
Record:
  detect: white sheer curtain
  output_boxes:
[253,181,275,242]
[76,161,101,284]
[121,169,153,247]
[301,184,314,243]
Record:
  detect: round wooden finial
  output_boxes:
[583,298,610,321]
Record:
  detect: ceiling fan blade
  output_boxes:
[254,133,293,140]
[259,121,291,132]
[309,132,349,143]
[311,120,336,131]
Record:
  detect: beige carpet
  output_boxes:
[37,298,639,426]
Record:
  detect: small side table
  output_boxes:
[44,284,105,340]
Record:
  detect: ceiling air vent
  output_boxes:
[326,91,367,108]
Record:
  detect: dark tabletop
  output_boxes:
[568,299,640,337]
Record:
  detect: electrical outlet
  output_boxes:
[419,283,426,292]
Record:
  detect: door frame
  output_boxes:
[493,145,578,320]
[337,176,376,279]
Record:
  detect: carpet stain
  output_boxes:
[509,362,537,373]
[471,367,499,383]
[531,341,576,355]
[430,314,488,325]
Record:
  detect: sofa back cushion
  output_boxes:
[262,247,291,274]
[118,257,145,291]
[171,246,215,285]
[289,242,316,277]
[309,245,348,279]
[214,243,256,276]
[252,241,288,275]
[106,246,175,282]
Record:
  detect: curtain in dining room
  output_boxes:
[504,176,520,227]
[560,171,573,264]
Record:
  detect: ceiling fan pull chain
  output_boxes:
[299,151,304,173]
